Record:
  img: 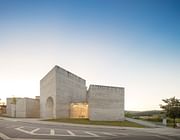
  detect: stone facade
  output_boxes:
[40,65,125,121]
[40,66,87,119]
[6,65,125,121]
[88,85,124,121]
[6,97,40,118]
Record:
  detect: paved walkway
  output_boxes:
[126,117,166,128]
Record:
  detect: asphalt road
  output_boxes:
[0,119,179,140]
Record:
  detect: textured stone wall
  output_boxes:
[40,65,87,119]
[16,98,26,117]
[6,97,40,118]
[88,85,125,121]
[6,98,12,117]
[26,98,40,118]
[56,66,87,118]
[7,65,125,120]
[6,98,24,117]
[40,67,56,118]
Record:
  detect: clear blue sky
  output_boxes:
[0,0,180,110]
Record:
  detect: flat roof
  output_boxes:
[89,84,124,89]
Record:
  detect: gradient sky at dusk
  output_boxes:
[0,0,180,110]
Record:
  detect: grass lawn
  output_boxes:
[44,118,145,128]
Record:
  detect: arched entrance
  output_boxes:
[46,97,54,118]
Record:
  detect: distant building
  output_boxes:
[6,97,40,118]
[40,65,125,121]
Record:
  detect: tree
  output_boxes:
[160,97,180,128]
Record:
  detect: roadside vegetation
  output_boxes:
[125,110,164,124]
[126,97,180,128]
[45,118,145,128]
[126,113,180,127]
[160,97,180,128]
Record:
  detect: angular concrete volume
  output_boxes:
[40,66,86,119]
[6,97,40,118]
[88,85,124,121]
[40,65,125,121]
[6,65,125,121]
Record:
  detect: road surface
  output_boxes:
[0,118,179,140]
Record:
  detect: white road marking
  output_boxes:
[16,126,24,129]
[117,133,129,136]
[102,132,117,136]
[50,129,55,135]
[67,130,76,136]
[85,131,99,137]
[15,126,30,134]
[14,126,103,137]
[30,128,40,133]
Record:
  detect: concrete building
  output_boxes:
[40,66,87,119]
[40,65,125,121]
[88,85,124,121]
[6,97,40,118]
[6,65,124,120]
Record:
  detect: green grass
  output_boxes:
[166,118,180,127]
[138,117,180,123]
[44,118,145,128]
[132,116,180,128]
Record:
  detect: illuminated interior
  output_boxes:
[70,103,88,118]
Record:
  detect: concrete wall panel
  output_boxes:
[6,98,40,118]
[16,98,26,117]
[40,67,57,118]
[40,66,87,119]
[56,66,86,118]
[26,98,40,118]
[88,85,124,121]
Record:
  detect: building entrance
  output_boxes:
[70,103,88,118]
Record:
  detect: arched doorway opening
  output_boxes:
[46,97,54,118]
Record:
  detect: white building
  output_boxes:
[6,97,40,118]
[40,65,125,121]
[6,65,124,121]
